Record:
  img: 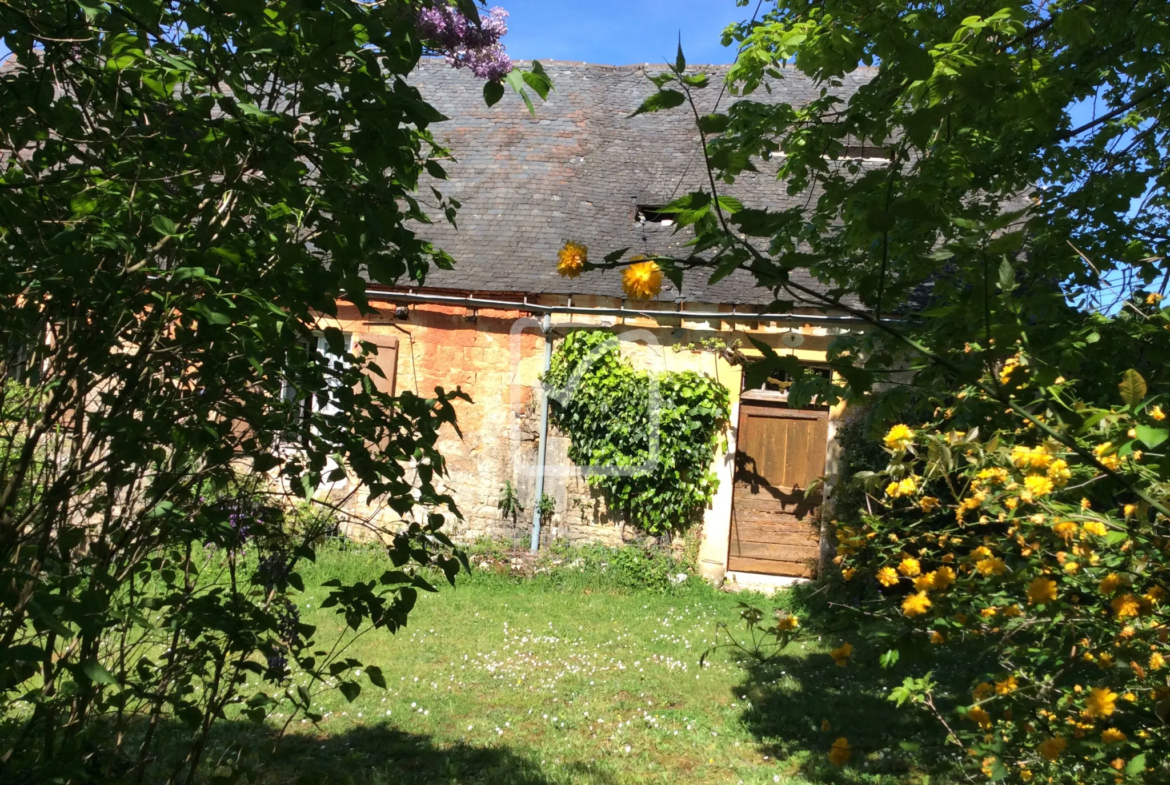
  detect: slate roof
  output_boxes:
[408,59,880,306]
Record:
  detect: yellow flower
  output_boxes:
[1101,727,1127,744]
[1095,442,1121,471]
[995,676,1019,695]
[1037,736,1066,761]
[886,477,919,499]
[976,467,1010,486]
[896,557,921,578]
[1147,292,1163,305]
[1052,520,1077,541]
[959,493,986,511]
[919,496,940,512]
[830,642,853,667]
[1047,459,1071,486]
[975,557,1007,576]
[1150,652,1166,671]
[902,591,932,617]
[1081,497,1092,510]
[931,566,956,590]
[876,566,899,587]
[1123,503,1138,519]
[621,259,663,300]
[842,567,857,581]
[1000,355,1022,385]
[967,706,992,728]
[1099,573,1122,594]
[1112,593,1141,618]
[930,630,945,644]
[981,606,999,618]
[556,241,588,278]
[1023,474,1054,498]
[1084,687,1117,718]
[982,757,1005,780]
[1027,577,1058,605]
[914,573,935,591]
[1011,444,1052,470]
[777,615,800,631]
[1020,768,1033,782]
[1063,561,1079,574]
[1151,405,1166,421]
[828,737,852,766]
[973,682,995,700]
[1082,521,1108,537]
[884,424,915,451]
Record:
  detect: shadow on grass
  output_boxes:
[731,644,976,785]
[222,720,558,785]
[0,718,561,785]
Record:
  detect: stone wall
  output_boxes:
[314,293,853,583]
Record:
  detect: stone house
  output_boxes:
[317,60,884,588]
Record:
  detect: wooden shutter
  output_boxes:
[359,332,399,397]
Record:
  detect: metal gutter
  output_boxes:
[364,289,877,326]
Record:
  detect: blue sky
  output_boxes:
[0,2,749,66]
[497,0,747,66]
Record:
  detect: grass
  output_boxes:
[193,544,957,785]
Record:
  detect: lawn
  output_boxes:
[202,545,954,785]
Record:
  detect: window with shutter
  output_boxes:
[359,332,399,397]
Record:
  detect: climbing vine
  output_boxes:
[544,331,730,535]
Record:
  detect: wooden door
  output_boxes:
[727,400,828,577]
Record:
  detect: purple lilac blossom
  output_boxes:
[416,5,513,81]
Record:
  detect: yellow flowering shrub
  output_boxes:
[837,368,1169,783]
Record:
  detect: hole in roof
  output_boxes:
[636,205,674,226]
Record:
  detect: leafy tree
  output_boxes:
[0,1,544,781]
[567,1,1169,780]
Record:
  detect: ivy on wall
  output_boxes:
[544,331,731,535]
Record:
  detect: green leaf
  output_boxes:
[483,80,504,107]
[997,258,1016,291]
[1125,753,1146,777]
[603,247,631,263]
[879,648,900,668]
[82,659,120,686]
[1136,424,1168,448]
[674,37,686,73]
[1119,369,1147,407]
[697,113,730,134]
[521,65,553,100]
[504,71,536,117]
[716,196,744,214]
[151,216,178,236]
[629,89,686,117]
[454,0,481,26]
[681,73,709,88]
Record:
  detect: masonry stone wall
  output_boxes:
[315,293,851,582]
